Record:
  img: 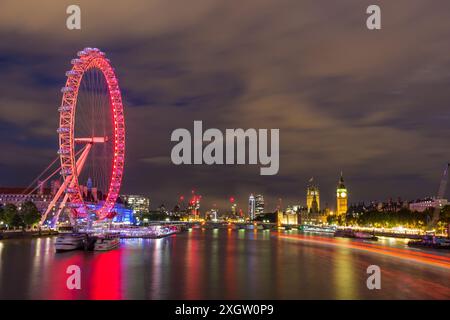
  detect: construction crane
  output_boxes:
[427,163,450,231]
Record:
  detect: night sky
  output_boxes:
[2,1,450,212]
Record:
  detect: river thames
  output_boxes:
[0,229,449,299]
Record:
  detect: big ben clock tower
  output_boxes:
[336,172,348,216]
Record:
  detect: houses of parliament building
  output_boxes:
[303,173,348,223]
[275,173,349,225]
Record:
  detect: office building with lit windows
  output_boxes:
[248,194,256,220]
[255,194,264,216]
[121,195,150,216]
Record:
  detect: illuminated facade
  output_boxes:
[84,202,134,224]
[0,187,135,225]
[231,203,237,215]
[306,178,320,213]
[277,209,298,225]
[121,195,150,216]
[336,173,348,216]
[409,197,448,212]
[209,208,218,221]
[0,187,53,213]
[255,194,264,216]
[188,193,201,218]
[248,194,256,220]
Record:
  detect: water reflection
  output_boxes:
[208,229,220,299]
[0,230,448,299]
[333,245,357,299]
[90,249,123,299]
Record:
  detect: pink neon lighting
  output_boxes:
[59,48,125,220]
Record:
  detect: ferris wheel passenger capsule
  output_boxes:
[65,70,79,77]
[58,105,72,112]
[57,147,70,155]
[61,86,74,93]
[71,58,81,65]
[57,127,70,133]
[60,168,72,176]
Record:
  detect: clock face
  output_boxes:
[340,192,347,198]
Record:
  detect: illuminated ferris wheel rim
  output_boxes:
[58,47,125,220]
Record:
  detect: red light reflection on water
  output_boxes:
[185,235,201,299]
[89,249,123,300]
[47,255,85,300]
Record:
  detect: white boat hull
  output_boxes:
[55,243,82,251]
[55,234,84,252]
[94,238,120,251]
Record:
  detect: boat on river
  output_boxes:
[55,233,85,252]
[301,225,337,233]
[94,236,120,251]
[408,235,450,250]
[334,229,378,241]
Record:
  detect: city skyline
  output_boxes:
[6,170,444,214]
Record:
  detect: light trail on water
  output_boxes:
[277,233,450,270]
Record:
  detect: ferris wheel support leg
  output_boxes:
[40,144,92,227]
[39,174,74,226]
[52,144,93,227]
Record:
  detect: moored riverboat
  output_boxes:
[55,233,85,252]
[408,235,450,250]
[94,236,120,251]
[334,229,378,241]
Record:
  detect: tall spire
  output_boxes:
[338,171,345,188]
[306,177,320,212]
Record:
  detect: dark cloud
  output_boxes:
[1,0,450,212]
